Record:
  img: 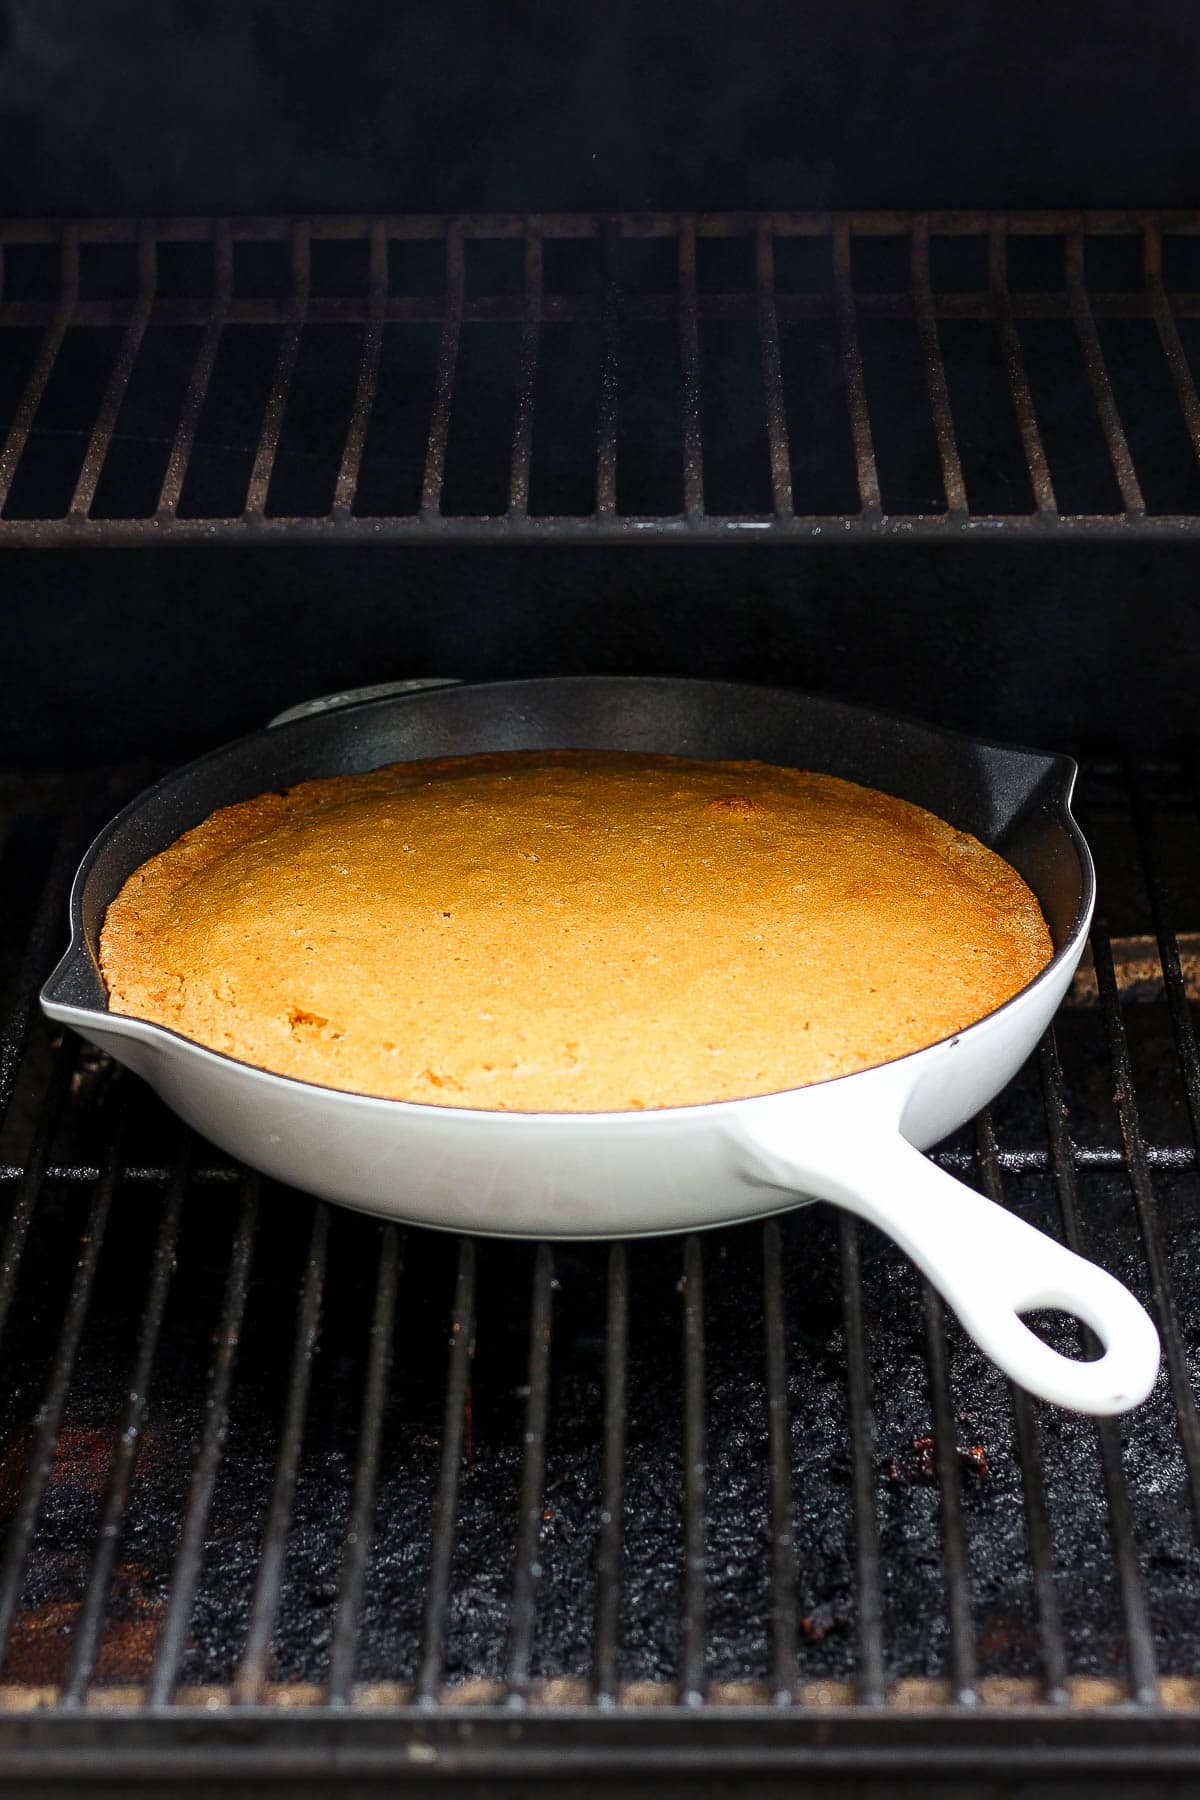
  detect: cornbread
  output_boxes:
[99,751,1053,1111]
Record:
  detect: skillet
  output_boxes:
[41,677,1160,1415]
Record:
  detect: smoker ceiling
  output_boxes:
[1,211,1200,543]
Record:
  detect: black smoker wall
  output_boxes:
[5,546,1198,769]
[1,0,1198,768]
[1,0,1199,215]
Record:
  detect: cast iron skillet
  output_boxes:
[41,677,1159,1415]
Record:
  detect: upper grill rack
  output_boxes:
[2,210,1200,542]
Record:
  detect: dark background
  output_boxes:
[2,0,1198,216]
[1,0,1198,767]
[7,545,1198,769]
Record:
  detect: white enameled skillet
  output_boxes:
[41,677,1160,1415]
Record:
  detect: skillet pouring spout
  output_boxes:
[39,676,1159,1415]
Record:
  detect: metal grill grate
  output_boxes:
[3,212,1200,542]
[1,761,1200,1790]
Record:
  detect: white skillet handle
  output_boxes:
[740,1111,1160,1415]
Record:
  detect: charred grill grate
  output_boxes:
[0,760,1199,1792]
[2,212,1200,541]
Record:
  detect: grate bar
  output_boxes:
[912,222,968,518]
[1090,916,1200,1536]
[0,1035,77,1350]
[921,1284,978,1705]
[232,1201,329,1707]
[10,284,1200,333]
[595,224,620,517]
[680,1235,707,1705]
[331,220,387,519]
[1065,230,1146,518]
[326,1223,400,1706]
[1092,1423,1155,1697]
[762,1219,797,1701]
[419,226,466,519]
[832,220,882,516]
[1128,770,1200,1158]
[505,1243,555,1699]
[9,511,1200,543]
[1008,1382,1071,1703]
[755,225,794,519]
[0,224,79,514]
[0,1104,122,1673]
[974,1112,1069,1704]
[593,1241,628,1704]
[839,1215,885,1704]
[68,231,157,518]
[678,220,704,521]
[243,221,311,516]
[1040,1032,1159,1704]
[988,225,1057,517]
[507,233,543,520]
[1143,226,1200,474]
[59,1136,189,1705]
[415,1237,477,1704]
[146,1175,259,1706]
[8,284,1200,332]
[156,221,233,517]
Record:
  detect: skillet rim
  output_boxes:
[40,676,1095,1124]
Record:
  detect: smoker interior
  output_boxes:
[2,211,1200,1793]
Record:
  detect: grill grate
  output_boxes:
[2,763,1200,1788]
[3,212,1200,542]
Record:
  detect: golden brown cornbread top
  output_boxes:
[99,750,1053,1111]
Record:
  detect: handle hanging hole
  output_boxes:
[1019,1308,1105,1363]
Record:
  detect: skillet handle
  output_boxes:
[268,678,461,729]
[739,1111,1160,1416]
